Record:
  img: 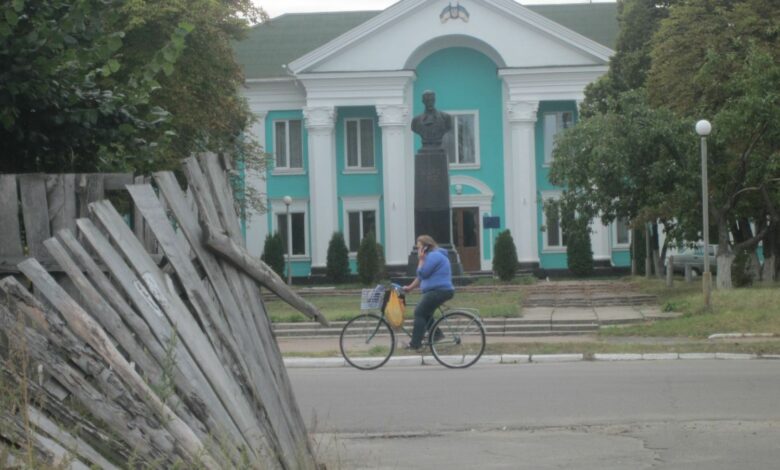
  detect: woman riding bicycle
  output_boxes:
[402,235,454,351]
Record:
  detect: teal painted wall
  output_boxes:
[414,47,503,262]
[535,101,577,270]
[265,109,312,275]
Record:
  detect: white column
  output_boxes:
[377,104,411,267]
[245,113,268,258]
[303,106,337,269]
[506,100,540,264]
[590,218,611,262]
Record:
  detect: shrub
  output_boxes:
[493,229,519,281]
[357,232,380,285]
[565,216,593,277]
[261,232,285,278]
[326,232,351,283]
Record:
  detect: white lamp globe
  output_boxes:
[695,120,712,136]
[282,195,292,206]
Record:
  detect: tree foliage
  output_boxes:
[492,230,519,281]
[1,0,267,178]
[326,232,350,284]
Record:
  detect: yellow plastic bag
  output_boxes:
[384,289,405,329]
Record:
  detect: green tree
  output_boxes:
[0,0,191,173]
[356,232,380,285]
[492,230,518,281]
[647,0,780,287]
[326,232,350,283]
[261,232,285,279]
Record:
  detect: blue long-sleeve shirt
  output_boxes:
[417,247,454,293]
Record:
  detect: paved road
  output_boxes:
[289,360,780,469]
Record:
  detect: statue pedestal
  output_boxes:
[414,147,451,245]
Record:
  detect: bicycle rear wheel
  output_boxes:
[430,310,486,369]
[340,313,395,370]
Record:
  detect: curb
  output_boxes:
[283,352,778,368]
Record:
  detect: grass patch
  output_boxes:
[600,278,780,338]
[266,289,523,323]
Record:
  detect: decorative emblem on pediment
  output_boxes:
[440,2,470,23]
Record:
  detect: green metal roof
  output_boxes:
[235,3,618,80]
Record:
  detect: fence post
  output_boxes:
[666,256,674,288]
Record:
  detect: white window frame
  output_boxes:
[272,119,304,175]
[342,196,381,256]
[541,192,566,252]
[271,198,309,259]
[543,111,574,167]
[613,217,632,249]
[343,118,376,173]
[446,110,480,169]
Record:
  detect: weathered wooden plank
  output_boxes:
[125,184,228,361]
[46,174,77,234]
[89,200,277,465]
[43,236,163,383]
[101,173,133,191]
[27,406,120,470]
[153,173,311,466]
[186,156,316,468]
[19,174,51,260]
[75,218,245,465]
[0,279,181,466]
[76,174,104,219]
[15,258,219,468]
[0,174,24,258]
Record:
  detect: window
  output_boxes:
[543,200,567,250]
[347,210,377,252]
[543,111,574,165]
[614,217,631,246]
[277,212,306,256]
[345,118,375,169]
[444,112,478,167]
[274,120,303,170]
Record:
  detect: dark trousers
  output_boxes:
[410,289,454,348]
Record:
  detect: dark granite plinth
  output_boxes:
[414,147,451,244]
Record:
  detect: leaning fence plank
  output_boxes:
[76,174,104,219]
[0,278,181,466]
[188,156,317,468]
[87,202,276,465]
[75,218,246,465]
[19,174,51,260]
[16,258,219,469]
[154,172,312,466]
[0,174,23,260]
[43,236,163,383]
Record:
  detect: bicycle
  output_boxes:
[339,284,486,370]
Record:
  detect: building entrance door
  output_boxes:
[452,207,480,272]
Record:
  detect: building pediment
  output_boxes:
[288,0,614,75]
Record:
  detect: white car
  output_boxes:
[666,245,718,275]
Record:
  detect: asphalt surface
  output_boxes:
[290,360,780,469]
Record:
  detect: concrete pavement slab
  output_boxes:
[552,307,596,322]
[679,353,717,360]
[595,306,643,322]
[501,354,530,363]
[519,306,553,321]
[715,353,756,360]
[642,353,679,360]
[593,353,643,361]
[531,353,584,363]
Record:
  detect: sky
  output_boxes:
[257,0,616,18]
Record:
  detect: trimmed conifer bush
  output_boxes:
[326,232,351,283]
[493,229,519,281]
[261,232,286,278]
[565,216,594,277]
[357,232,380,285]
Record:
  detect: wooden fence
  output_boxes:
[0,156,322,469]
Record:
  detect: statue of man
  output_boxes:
[411,90,452,148]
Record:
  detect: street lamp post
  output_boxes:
[695,120,712,308]
[283,195,293,285]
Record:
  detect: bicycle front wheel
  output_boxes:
[340,313,395,370]
[430,310,486,369]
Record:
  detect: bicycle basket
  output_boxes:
[360,285,386,310]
